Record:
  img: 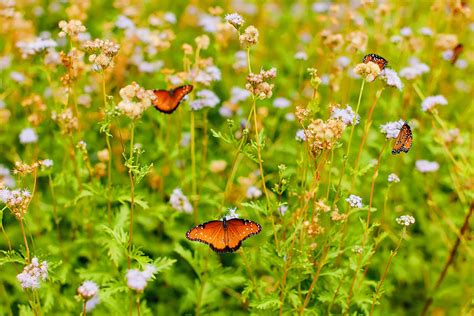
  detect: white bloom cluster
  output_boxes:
[421,95,447,112]
[77,281,99,300]
[117,82,155,119]
[246,186,262,199]
[19,128,38,144]
[1,188,32,220]
[388,173,400,183]
[419,27,433,36]
[346,194,363,208]
[169,188,193,213]
[189,65,221,85]
[233,50,248,70]
[380,68,403,90]
[230,86,250,104]
[294,51,308,60]
[58,20,86,38]
[396,215,415,226]
[198,14,221,33]
[225,13,244,29]
[278,204,288,216]
[40,159,53,168]
[416,160,439,173]
[336,56,351,68]
[126,264,157,292]
[16,257,48,289]
[273,97,291,109]
[295,129,306,142]
[400,27,412,37]
[0,165,15,188]
[330,105,360,125]
[399,57,430,80]
[225,207,240,220]
[190,90,220,111]
[380,119,405,139]
[16,37,57,58]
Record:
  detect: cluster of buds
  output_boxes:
[84,39,120,72]
[13,161,39,176]
[52,108,78,134]
[314,200,331,213]
[354,61,381,82]
[321,30,344,51]
[331,209,348,222]
[295,105,311,125]
[239,25,259,48]
[304,118,346,156]
[1,188,32,220]
[245,68,277,99]
[59,49,84,85]
[117,82,156,119]
[58,20,86,39]
[16,257,48,289]
[304,216,325,236]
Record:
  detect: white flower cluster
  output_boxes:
[380,68,403,90]
[58,20,86,38]
[117,82,156,119]
[16,37,57,58]
[399,57,430,80]
[273,97,291,109]
[416,160,439,173]
[77,281,99,300]
[169,188,193,213]
[16,257,48,289]
[225,13,244,30]
[388,173,400,183]
[126,264,157,292]
[346,194,363,208]
[380,119,405,139]
[190,89,220,111]
[295,129,306,142]
[189,65,221,86]
[225,207,240,220]
[294,51,308,60]
[330,105,360,125]
[246,186,262,199]
[0,165,15,188]
[421,95,447,112]
[1,188,32,220]
[230,87,250,104]
[19,128,38,144]
[396,215,415,226]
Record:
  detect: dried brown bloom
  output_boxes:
[239,25,259,48]
[321,31,344,51]
[354,62,381,82]
[13,161,39,176]
[295,106,310,125]
[315,200,331,213]
[304,118,346,156]
[435,34,459,50]
[52,108,78,134]
[331,209,348,222]
[58,20,86,38]
[84,39,120,72]
[3,188,32,220]
[195,35,210,50]
[182,43,193,55]
[97,149,110,162]
[245,68,277,99]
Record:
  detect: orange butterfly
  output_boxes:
[186,218,262,253]
[363,53,388,71]
[392,123,412,155]
[451,43,463,65]
[153,85,193,114]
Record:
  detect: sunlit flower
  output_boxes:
[416,160,439,173]
[190,89,220,111]
[209,160,227,173]
[225,13,244,30]
[273,97,290,109]
[421,95,447,112]
[17,257,48,289]
[117,82,155,119]
[239,25,259,48]
[40,159,53,168]
[246,186,262,199]
[295,129,306,142]
[346,194,363,208]
[396,215,415,226]
[58,20,86,38]
[225,207,239,219]
[388,173,400,183]
[400,27,412,37]
[380,119,405,139]
[170,188,193,213]
[380,68,403,90]
[19,128,38,144]
[77,281,99,300]
[245,68,277,99]
[354,62,381,82]
[126,264,157,292]
[294,51,308,60]
[304,118,346,155]
[330,104,360,125]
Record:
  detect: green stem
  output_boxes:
[127,121,136,269]
[102,72,113,225]
[190,111,198,224]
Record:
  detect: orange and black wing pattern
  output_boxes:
[363,53,388,71]
[153,84,193,114]
[392,123,413,155]
[186,218,262,253]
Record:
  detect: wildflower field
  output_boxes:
[1,0,473,315]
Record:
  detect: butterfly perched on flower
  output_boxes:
[363,53,388,71]
[451,43,463,65]
[186,217,262,253]
[153,85,193,114]
[392,122,412,155]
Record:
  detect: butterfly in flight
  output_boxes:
[392,122,413,155]
[153,85,193,114]
[451,43,463,65]
[363,53,388,71]
[186,217,262,253]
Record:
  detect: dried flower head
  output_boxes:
[58,20,86,38]
[195,35,210,50]
[117,82,156,119]
[84,39,120,72]
[315,200,331,213]
[245,68,276,99]
[239,25,259,48]
[304,118,346,156]
[52,108,78,134]
[354,61,381,82]
[2,188,32,220]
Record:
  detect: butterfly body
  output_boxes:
[363,53,388,70]
[451,43,463,65]
[153,84,193,114]
[186,218,262,253]
[392,123,413,155]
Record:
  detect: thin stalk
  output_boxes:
[300,246,329,314]
[190,111,198,224]
[136,294,141,316]
[200,109,209,189]
[48,174,61,243]
[369,230,404,316]
[240,250,261,299]
[83,300,87,316]
[102,72,113,224]
[19,219,30,263]
[333,80,365,207]
[127,121,136,269]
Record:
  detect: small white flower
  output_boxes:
[19,128,38,144]
[421,95,447,112]
[380,68,403,90]
[85,294,100,312]
[295,129,306,142]
[169,188,193,213]
[225,13,244,29]
[273,97,291,109]
[11,71,26,83]
[0,188,12,202]
[380,119,405,139]
[336,56,351,68]
[294,51,308,60]
[278,204,288,216]
[164,12,177,24]
[16,257,48,289]
[396,215,415,226]
[116,15,135,30]
[246,186,262,199]
[225,207,240,220]
[190,89,220,111]
[399,57,430,80]
[230,86,250,103]
[400,27,412,37]
[419,27,433,36]
[390,35,403,43]
[285,113,295,121]
[455,59,468,69]
[330,105,360,125]
[312,2,330,13]
[320,74,330,85]
[126,264,157,292]
[198,14,221,33]
[141,264,157,280]
[416,160,439,173]
[77,281,99,300]
[41,159,53,168]
[388,173,400,183]
[442,50,454,61]
[346,194,363,208]
[16,37,57,58]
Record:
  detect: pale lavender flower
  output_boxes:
[416,160,439,173]
[320,74,330,85]
[400,27,412,37]
[455,59,468,69]
[285,113,295,121]
[380,68,403,90]
[77,281,99,300]
[11,71,26,83]
[419,27,433,36]
[164,12,177,24]
[19,128,38,144]
[331,105,360,125]
[380,119,405,139]
[390,35,403,43]
[294,51,308,60]
[442,50,453,61]
[169,188,193,213]
[278,204,288,216]
[336,56,351,68]
[116,15,135,29]
[126,264,157,292]
[16,37,57,58]
[198,14,220,33]
[16,257,48,289]
[190,89,220,111]
[312,2,330,13]
[295,129,306,142]
[41,159,53,168]
[388,173,400,183]
[233,50,248,70]
[346,194,363,208]
[399,57,430,80]
[273,97,291,109]
[396,215,415,226]
[225,13,244,29]
[421,95,447,112]
[225,207,240,220]
[85,294,100,312]
[230,86,250,103]
[246,186,262,199]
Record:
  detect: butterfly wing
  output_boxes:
[392,123,413,155]
[363,54,388,70]
[186,220,227,252]
[153,85,193,114]
[451,43,463,65]
[224,219,262,253]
